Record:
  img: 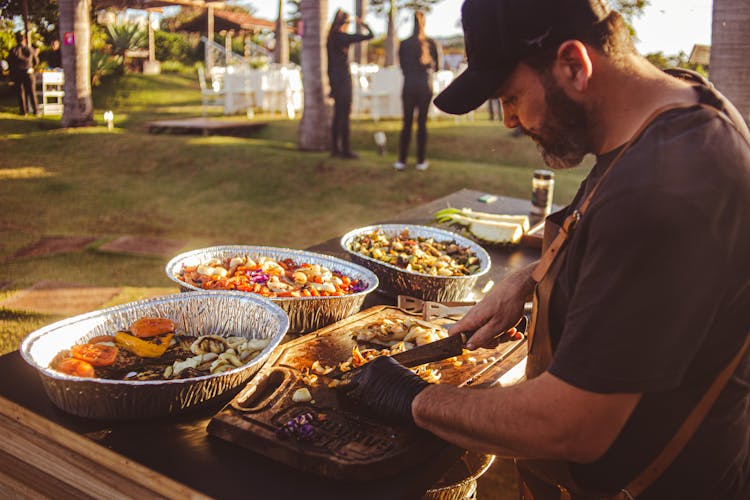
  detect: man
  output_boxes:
[343,0,750,498]
[7,32,39,116]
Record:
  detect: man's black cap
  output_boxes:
[434,0,612,115]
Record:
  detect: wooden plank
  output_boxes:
[0,448,88,499]
[0,396,209,500]
[144,117,268,136]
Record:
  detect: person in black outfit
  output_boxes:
[394,11,441,171]
[40,39,62,69]
[7,32,39,116]
[326,9,374,159]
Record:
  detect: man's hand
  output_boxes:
[448,263,536,349]
[340,356,429,425]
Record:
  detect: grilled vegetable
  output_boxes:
[114,331,174,358]
[56,357,96,378]
[70,343,118,367]
[130,317,176,338]
[435,209,525,244]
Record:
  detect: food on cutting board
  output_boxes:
[300,317,469,390]
[435,207,530,244]
[177,255,369,298]
[347,228,481,276]
[52,317,270,380]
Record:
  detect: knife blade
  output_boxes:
[332,333,466,387]
[389,332,467,368]
[332,316,527,386]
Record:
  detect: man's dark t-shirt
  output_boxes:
[546,87,750,498]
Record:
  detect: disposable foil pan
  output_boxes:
[340,224,491,302]
[165,246,379,334]
[20,292,289,420]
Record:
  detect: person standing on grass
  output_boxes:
[8,32,39,116]
[327,9,374,159]
[394,11,442,171]
[341,0,750,498]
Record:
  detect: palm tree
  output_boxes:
[354,0,369,65]
[298,0,330,151]
[384,0,397,66]
[710,0,750,123]
[59,0,94,127]
[275,0,290,64]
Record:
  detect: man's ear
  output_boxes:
[554,40,593,93]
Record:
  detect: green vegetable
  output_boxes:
[435,208,525,244]
[435,208,530,232]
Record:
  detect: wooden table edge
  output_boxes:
[0,395,209,499]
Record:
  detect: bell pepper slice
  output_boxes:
[114,332,173,358]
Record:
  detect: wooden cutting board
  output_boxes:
[207,306,523,480]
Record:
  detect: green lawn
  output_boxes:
[0,72,593,354]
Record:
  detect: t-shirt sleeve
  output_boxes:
[548,137,730,394]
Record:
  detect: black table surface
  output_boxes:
[0,189,541,499]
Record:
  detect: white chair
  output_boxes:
[360,66,404,122]
[361,67,402,121]
[430,70,455,120]
[260,64,303,119]
[198,66,226,116]
[223,67,258,116]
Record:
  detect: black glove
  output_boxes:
[341,356,429,426]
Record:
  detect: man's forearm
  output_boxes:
[412,373,641,463]
[412,377,565,459]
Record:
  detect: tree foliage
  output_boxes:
[370,0,442,16]
[105,22,146,56]
[0,0,59,43]
[645,50,706,77]
[612,0,649,24]
[154,30,198,63]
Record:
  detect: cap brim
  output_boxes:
[433,66,512,115]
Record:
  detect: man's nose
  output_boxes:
[503,112,519,130]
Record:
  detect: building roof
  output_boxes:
[174,8,285,33]
[688,44,711,66]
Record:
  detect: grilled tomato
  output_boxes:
[130,317,176,338]
[70,343,119,367]
[56,357,96,378]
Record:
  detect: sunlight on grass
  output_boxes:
[0,166,56,180]
[104,287,181,307]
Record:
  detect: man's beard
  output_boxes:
[521,75,591,169]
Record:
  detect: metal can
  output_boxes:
[531,169,554,216]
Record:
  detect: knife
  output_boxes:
[330,333,467,387]
[332,316,527,386]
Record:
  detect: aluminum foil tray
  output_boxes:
[165,246,379,334]
[20,292,289,420]
[340,224,491,302]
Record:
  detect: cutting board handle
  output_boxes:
[232,367,294,413]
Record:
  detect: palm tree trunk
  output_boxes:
[710,0,750,123]
[354,0,369,65]
[275,0,290,64]
[385,0,398,67]
[59,0,94,127]
[298,0,331,151]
